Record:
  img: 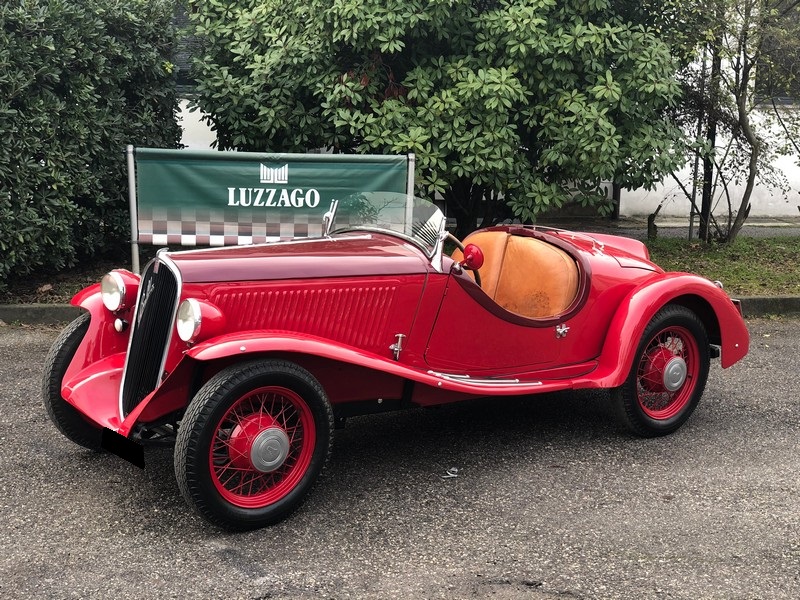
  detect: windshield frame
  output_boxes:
[325,193,447,266]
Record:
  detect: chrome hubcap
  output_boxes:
[250,428,290,473]
[663,357,688,392]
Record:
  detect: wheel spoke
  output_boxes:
[208,384,316,509]
[219,468,242,490]
[636,325,700,420]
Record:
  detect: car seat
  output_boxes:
[451,231,579,319]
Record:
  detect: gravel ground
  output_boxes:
[0,320,798,599]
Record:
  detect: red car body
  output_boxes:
[44,194,749,529]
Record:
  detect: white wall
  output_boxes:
[622,111,800,219]
[621,152,800,218]
[178,99,216,150]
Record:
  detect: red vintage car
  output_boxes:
[43,192,749,530]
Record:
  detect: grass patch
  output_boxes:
[646,237,800,296]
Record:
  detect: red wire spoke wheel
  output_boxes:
[613,305,710,437]
[635,326,699,420]
[209,386,316,508]
[175,360,333,530]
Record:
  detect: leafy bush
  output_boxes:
[0,0,180,291]
[188,0,682,237]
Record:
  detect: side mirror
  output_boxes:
[460,243,484,271]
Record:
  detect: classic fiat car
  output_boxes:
[43,192,749,530]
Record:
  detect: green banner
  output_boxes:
[134,149,411,245]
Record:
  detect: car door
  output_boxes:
[424,271,564,375]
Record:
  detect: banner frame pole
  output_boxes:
[126,145,140,274]
[406,153,415,196]
[404,153,416,233]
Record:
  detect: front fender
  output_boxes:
[71,283,103,313]
[187,331,387,364]
[58,285,135,433]
[575,273,749,389]
[186,331,574,396]
[64,286,132,386]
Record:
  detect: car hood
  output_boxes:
[163,233,433,283]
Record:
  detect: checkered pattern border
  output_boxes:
[137,208,325,246]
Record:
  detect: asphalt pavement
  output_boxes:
[0,320,798,599]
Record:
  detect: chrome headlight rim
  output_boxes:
[101,271,127,312]
[176,298,202,343]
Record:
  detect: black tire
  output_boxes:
[174,359,334,530]
[612,305,710,437]
[42,312,102,450]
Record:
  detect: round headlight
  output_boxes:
[101,271,126,312]
[176,298,202,343]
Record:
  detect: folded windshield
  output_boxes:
[328,192,445,256]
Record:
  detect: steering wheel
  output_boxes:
[447,233,482,287]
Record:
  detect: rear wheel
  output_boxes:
[612,305,710,437]
[42,312,102,450]
[174,360,333,530]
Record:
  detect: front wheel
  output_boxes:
[612,305,710,437]
[174,360,333,530]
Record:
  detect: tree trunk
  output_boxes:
[700,5,724,242]
[726,0,762,243]
[728,92,760,242]
[611,183,621,220]
[444,178,478,239]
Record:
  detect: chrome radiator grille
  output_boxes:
[120,259,179,416]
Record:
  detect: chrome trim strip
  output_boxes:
[154,250,183,385]
[332,226,438,258]
[571,234,604,252]
[117,251,183,420]
[524,225,606,253]
[164,234,374,256]
[426,370,535,386]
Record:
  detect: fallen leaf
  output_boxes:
[37,284,54,294]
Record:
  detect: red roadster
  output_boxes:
[43,192,749,529]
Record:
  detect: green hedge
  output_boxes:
[0,0,180,290]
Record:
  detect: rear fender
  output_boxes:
[576,274,749,389]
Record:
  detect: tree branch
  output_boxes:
[771,97,800,155]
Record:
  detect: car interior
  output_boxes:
[451,231,580,319]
